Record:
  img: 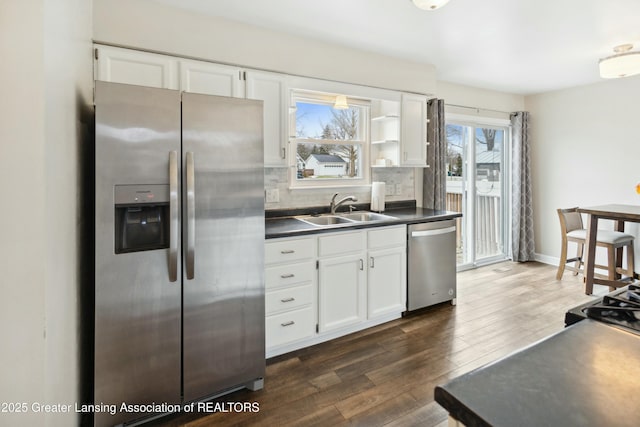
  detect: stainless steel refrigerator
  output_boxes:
[94,81,265,427]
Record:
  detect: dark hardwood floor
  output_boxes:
[148,261,603,427]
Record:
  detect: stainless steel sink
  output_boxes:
[340,212,397,222]
[295,211,397,227]
[296,215,356,226]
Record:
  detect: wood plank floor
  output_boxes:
[147,261,605,427]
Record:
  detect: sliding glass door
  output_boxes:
[445,120,510,268]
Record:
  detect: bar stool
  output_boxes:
[556,207,635,288]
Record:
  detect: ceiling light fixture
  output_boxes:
[599,44,640,79]
[411,0,451,11]
[333,95,349,110]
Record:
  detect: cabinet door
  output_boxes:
[246,70,288,166]
[318,254,366,332]
[179,59,243,97]
[94,45,178,89]
[368,247,406,318]
[400,93,427,166]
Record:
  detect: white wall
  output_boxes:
[438,81,525,113]
[0,2,47,423]
[0,1,93,426]
[526,75,640,264]
[92,0,436,95]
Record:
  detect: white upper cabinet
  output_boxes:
[179,59,244,98]
[95,45,288,166]
[245,70,288,167]
[94,45,178,89]
[400,93,428,167]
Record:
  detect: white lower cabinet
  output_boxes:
[317,231,366,333]
[265,225,407,357]
[265,237,316,356]
[266,306,315,349]
[367,226,407,319]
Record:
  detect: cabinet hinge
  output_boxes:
[316,260,319,269]
[94,48,99,60]
[316,324,319,333]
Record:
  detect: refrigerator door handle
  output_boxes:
[186,151,196,280]
[169,150,179,282]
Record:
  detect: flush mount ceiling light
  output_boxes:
[333,95,349,110]
[599,44,640,79]
[411,0,451,10]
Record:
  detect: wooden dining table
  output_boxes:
[577,204,640,294]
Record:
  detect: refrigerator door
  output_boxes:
[181,93,265,401]
[94,82,182,426]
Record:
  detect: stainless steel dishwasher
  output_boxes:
[407,219,457,311]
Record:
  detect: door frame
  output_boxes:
[446,113,512,270]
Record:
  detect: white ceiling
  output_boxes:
[154,0,640,95]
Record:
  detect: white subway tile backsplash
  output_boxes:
[264,167,414,209]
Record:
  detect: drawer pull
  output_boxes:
[281,321,295,327]
[281,297,295,303]
[280,273,295,279]
[280,250,295,254]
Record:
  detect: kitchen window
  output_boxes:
[289,91,370,188]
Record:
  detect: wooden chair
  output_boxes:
[556,208,635,287]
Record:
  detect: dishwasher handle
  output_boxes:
[411,226,456,238]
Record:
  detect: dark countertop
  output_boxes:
[265,201,462,239]
[434,320,640,427]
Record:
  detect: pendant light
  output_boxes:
[333,95,349,110]
[411,0,451,10]
[599,44,640,79]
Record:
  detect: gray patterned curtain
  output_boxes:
[511,111,536,261]
[423,98,446,210]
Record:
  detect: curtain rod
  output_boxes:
[444,103,512,115]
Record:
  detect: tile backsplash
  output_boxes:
[264,167,415,210]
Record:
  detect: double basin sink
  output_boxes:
[296,211,396,227]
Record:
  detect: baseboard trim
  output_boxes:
[534,253,559,266]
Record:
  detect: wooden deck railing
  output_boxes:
[446,190,502,259]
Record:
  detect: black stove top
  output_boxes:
[565,284,640,334]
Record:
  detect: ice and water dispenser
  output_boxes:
[114,184,170,254]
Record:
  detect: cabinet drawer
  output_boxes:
[266,261,315,290]
[266,237,315,264]
[318,231,365,257]
[266,283,313,315]
[368,225,406,249]
[266,306,314,348]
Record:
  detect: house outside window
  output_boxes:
[290,91,370,188]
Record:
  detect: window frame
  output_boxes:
[288,90,371,189]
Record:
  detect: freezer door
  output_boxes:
[94,82,182,426]
[181,93,265,401]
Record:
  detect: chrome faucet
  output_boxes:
[330,193,357,214]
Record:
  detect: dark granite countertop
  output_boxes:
[434,320,640,427]
[265,200,462,239]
